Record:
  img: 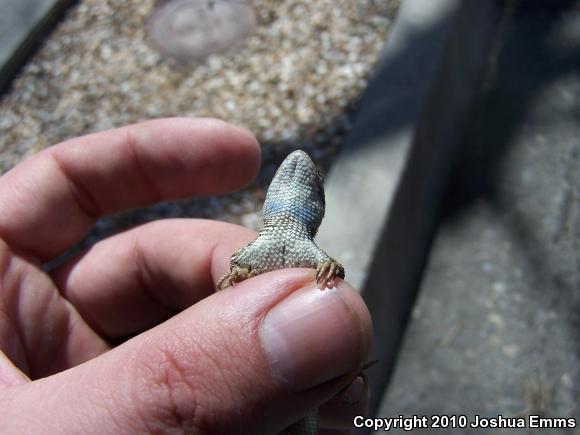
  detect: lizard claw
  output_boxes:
[217,266,256,290]
[216,273,233,290]
[315,260,345,289]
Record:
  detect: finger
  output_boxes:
[2,271,372,434]
[0,351,29,387]
[0,239,109,380]
[51,219,256,338]
[0,117,260,260]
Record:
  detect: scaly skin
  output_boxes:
[217,150,345,434]
[217,150,344,291]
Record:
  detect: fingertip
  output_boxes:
[128,117,262,194]
[259,274,373,391]
[209,119,262,189]
[178,117,262,192]
[335,280,373,362]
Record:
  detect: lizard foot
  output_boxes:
[217,266,256,290]
[315,260,345,289]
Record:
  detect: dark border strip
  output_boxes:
[0,0,79,96]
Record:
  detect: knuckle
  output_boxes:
[131,341,207,434]
[130,335,239,434]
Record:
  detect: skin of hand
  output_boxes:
[0,118,373,434]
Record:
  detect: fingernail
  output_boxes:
[259,283,369,391]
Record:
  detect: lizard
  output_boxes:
[217,150,346,434]
[217,149,344,290]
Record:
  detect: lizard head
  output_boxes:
[262,150,325,237]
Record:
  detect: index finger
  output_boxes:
[0,117,260,260]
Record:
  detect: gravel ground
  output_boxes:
[0,0,398,254]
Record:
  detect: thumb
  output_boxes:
[1,269,372,434]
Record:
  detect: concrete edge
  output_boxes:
[0,0,78,96]
[315,0,504,424]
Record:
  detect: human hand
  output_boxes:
[0,118,372,434]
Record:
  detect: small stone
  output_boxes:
[492,281,507,293]
[501,344,519,358]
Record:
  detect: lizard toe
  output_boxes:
[316,260,345,289]
[217,273,232,290]
[217,266,254,290]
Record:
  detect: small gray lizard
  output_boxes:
[217,150,345,434]
[217,149,344,290]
